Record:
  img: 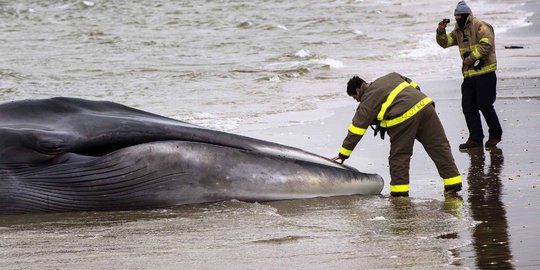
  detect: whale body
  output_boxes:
[0,97,383,213]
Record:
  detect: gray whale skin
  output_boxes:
[0,97,383,213]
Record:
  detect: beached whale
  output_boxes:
[0,97,383,213]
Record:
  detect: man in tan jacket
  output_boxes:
[331,73,462,197]
[436,1,503,150]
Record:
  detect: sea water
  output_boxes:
[0,0,532,131]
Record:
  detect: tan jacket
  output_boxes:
[436,15,497,78]
[339,72,433,157]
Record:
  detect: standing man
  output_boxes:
[436,1,503,150]
[331,72,462,197]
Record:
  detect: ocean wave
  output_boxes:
[398,33,449,59]
[1,0,533,134]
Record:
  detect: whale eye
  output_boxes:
[39,139,65,150]
[35,134,68,154]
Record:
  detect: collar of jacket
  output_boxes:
[358,83,370,102]
[458,13,474,30]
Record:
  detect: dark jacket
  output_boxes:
[339,72,432,157]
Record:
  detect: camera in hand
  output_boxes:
[442,18,450,24]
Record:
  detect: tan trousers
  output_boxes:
[387,105,460,186]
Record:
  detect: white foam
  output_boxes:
[353,29,365,36]
[183,112,241,132]
[495,12,534,33]
[295,49,312,58]
[82,1,95,7]
[398,33,449,59]
[317,58,344,69]
[276,24,288,31]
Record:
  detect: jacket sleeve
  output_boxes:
[436,28,457,48]
[470,22,494,60]
[339,105,374,158]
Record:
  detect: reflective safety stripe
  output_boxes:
[479,37,489,44]
[459,44,497,77]
[380,97,432,128]
[459,46,475,54]
[459,42,489,60]
[446,34,454,47]
[463,62,497,78]
[348,124,366,135]
[390,184,409,193]
[377,80,418,121]
[444,175,462,186]
[459,44,481,56]
[339,147,352,157]
[472,47,481,59]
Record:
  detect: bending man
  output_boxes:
[331,72,462,197]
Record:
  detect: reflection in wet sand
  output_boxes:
[465,147,514,269]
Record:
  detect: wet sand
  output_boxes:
[239,74,540,269]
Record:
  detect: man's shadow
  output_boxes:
[465,147,514,269]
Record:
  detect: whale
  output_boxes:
[0,97,383,213]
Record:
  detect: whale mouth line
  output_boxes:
[71,137,247,158]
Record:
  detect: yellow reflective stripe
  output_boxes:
[348,124,366,135]
[447,35,454,47]
[479,37,489,44]
[471,48,482,60]
[409,81,418,89]
[339,147,352,157]
[444,175,462,186]
[460,42,490,59]
[390,184,409,193]
[463,63,497,78]
[380,97,432,128]
[472,47,481,59]
[377,81,410,121]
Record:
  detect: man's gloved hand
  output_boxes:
[462,51,484,70]
[437,19,448,31]
[473,58,484,71]
[463,56,484,71]
[373,126,387,140]
[463,56,474,66]
[331,154,349,164]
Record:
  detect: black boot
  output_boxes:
[485,138,501,147]
[444,183,462,194]
[459,139,482,150]
[390,191,409,197]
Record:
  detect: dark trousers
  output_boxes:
[461,72,503,142]
[388,105,460,186]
